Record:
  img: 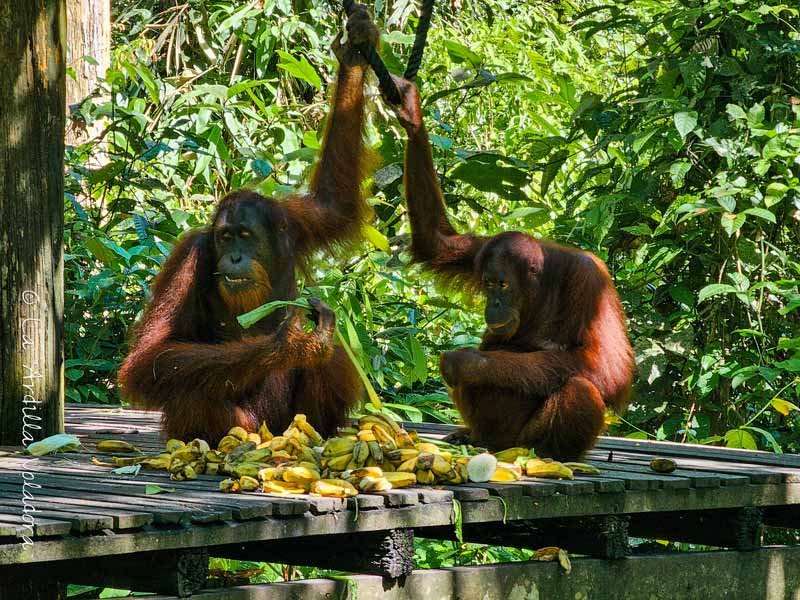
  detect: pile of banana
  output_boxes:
[94,412,600,498]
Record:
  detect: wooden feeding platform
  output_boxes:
[0,404,799,599]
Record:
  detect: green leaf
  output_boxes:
[726,104,747,120]
[449,153,530,200]
[669,161,692,186]
[146,484,176,494]
[698,283,736,303]
[112,465,142,475]
[408,333,428,384]
[276,51,321,90]
[724,428,757,450]
[237,299,381,410]
[236,299,310,329]
[742,426,781,453]
[674,111,698,141]
[85,237,118,267]
[443,40,482,67]
[540,149,569,198]
[362,224,389,253]
[743,207,776,223]
[26,434,81,456]
[720,212,746,236]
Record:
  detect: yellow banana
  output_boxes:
[495,447,531,462]
[359,476,392,492]
[246,433,262,445]
[325,453,353,472]
[293,414,324,446]
[490,463,522,482]
[431,454,456,478]
[239,448,272,463]
[350,467,384,481]
[357,429,377,442]
[205,450,224,463]
[239,476,260,491]
[397,457,419,473]
[525,459,574,480]
[310,479,358,498]
[322,437,357,457]
[283,466,321,485]
[258,421,274,442]
[394,429,416,449]
[416,452,435,472]
[368,440,384,463]
[231,462,262,478]
[384,471,416,488]
[386,449,419,463]
[352,441,370,467]
[359,413,401,435]
[416,442,441,454]
[217,435,242,453]
[227,426,249,442]
[268,436,288,451]
[263,480,306,495]
[416,469,435,485]
[97,440,140,453]
[220,478,239,492]
[165,439,185,453]
[564,462,601,475]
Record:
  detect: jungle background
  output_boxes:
[62,0,800,589]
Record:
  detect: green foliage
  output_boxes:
[65,0,799,455]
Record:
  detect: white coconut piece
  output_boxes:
[467,453,498,483]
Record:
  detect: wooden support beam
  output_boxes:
[8,548,209,598]
[419,515,630,559]
[141,545,800,600]
[212,529,415,579]
[629,507,763,550]
[763,505,800,529]
[0,570,66,600]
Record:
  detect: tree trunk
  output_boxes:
[0,0,66,447]
[65,0,110,145]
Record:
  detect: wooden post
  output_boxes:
[213,528,416,579]
[65,0,110,146]
[0,2,66,446]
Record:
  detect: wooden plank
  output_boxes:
[629,507,763,550]
[0,470,300,521]
[347,494,387,511]
[0,514,72,537]
[436,485,490,502]
[0,505,113,534]
[599,451,793,484]
[0,473,210,525]
[213,529,415,579]
[138,546,800,600]
[414,488,453,504]
[0,503,456,566]
[374,489,419,508]
[588,450,759,487]
[0,459,309,517]
[0,496,151,530]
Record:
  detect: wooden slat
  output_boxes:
[0,488,152,530]
[0,514,72,537]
